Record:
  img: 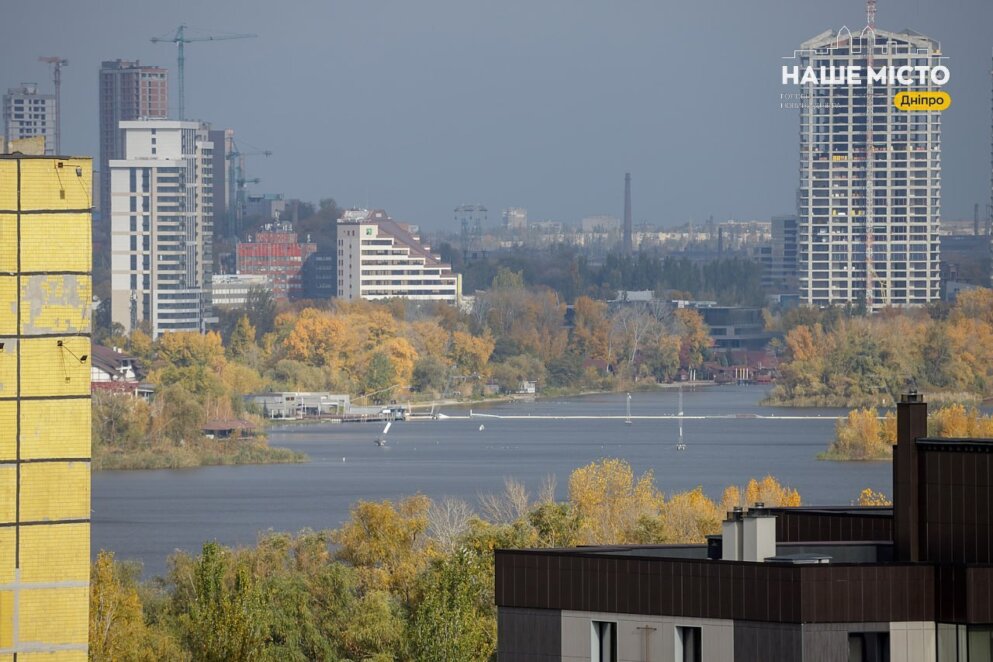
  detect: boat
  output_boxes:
[375,421,392,447]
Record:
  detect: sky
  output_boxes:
[3,0,992,230]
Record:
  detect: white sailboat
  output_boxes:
[375,421,392,447]
[675,387,686,451]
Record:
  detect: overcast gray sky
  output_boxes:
[4,0,991,229]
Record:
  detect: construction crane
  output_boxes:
[151,25,257,121]
[226,142,272,237]
[38,56,68,153]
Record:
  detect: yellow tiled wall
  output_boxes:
[0,156,91,659]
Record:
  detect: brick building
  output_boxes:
[0,154,93,658]
[236,222,316,301]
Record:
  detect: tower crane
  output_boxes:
[38,56,68,153]
[151,25,257,120]
[226,142,272,237]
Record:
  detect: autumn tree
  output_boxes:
[568,459,663,544]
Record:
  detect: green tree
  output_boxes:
[364,352,397,402]
[246,286,277,339]
[227,315,256,361]
[408,550,495,661]
[181,542,271,661]
[412,355,449,394]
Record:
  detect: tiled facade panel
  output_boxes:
[0,215,14,272]
[18,587,88,644]
[19,214,90,274]
[1,156,92,658]
[0,163,15,209]
[20,275,91,335]
[17,336,89,397]
[19,523,89,583]
[16,160,92,212]
[0,466,14,523]
[0,276,15,335]
[19,398,90,459]
[0,402,14,460]
[0,342,16,397]
[18,462,89,522]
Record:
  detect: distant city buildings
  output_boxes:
[110,120,214,337]
[456,204,487,259]
[98,60,169,220]
[211,273,270,308]
[502,207,528,232]
[208,127,234,235]
[3,83,56,154]
[767,214,799,292]
[796,25,942,308]
[580,215,621,234]
[245,192,286,221]
[236,222,316,301]
[337,209,459,302]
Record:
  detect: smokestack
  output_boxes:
[893,389,928,562]
[623,172,633,254]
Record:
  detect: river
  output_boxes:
[91,385,891,577]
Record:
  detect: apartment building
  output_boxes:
[98,60,169,219]
[110,120,214,337]
[3,83,56,155]
[337,209,459,302]
[0,153,93,659]
[236,222,316,301]
[796,26,943,308]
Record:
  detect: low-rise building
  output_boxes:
[246,392,351,419]
[211,273,270,308]
[496,393,993,661]
[337,209,459,302]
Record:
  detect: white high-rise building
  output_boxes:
[3,83,56,154]
[337,209,459,302]
[110,120,214,337]
[796,24,943,308]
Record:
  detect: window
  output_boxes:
[848,632,889,662]
[676,626,702,662]
[591,621,616,662]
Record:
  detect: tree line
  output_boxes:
[89,459,802,661]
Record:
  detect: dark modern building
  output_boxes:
[496,393,993,661]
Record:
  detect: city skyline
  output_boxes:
[1,0,991,229]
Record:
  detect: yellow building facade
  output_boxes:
[0,155,92,660]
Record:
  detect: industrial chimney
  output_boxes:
[623,172,633,254]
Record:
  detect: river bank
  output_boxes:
[93,437,307,471]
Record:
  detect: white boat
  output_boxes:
[375,421,392,447]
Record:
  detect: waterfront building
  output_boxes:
[3,83,56,155]
[110,120,214,337]
[236,222,316,301]
[337,209,459,302]
[796,23,943,308]
[496,392,993,660]
[0,153,93,659]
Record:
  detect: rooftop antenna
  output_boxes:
[151,25,257,120]
[38,56,68,153]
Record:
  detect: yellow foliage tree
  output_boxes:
[332,495,432,600]
[858,488,892,506]
[660,486,723,543]
[568,459,663,544]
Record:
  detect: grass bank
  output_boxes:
[93,437,307,471]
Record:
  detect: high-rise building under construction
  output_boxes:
[0,153,93,659]
[795,12,943,309]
